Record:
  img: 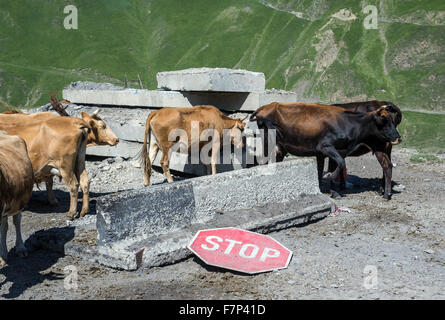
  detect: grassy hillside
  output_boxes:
[398,111,445,152]
[0,0,444,111]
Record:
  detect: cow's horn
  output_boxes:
[381,105,388,109]
[93,109,101,115]
[240,116,248,122]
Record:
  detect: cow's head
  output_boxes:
[372,106,402,145]
[81,110,119,146]
[229,117,247,149]
[384,102,402,126]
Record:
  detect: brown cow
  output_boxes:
[250,102,401,199]
[0,132,34,266]
[0,113,118,219]
[140,105,246,186]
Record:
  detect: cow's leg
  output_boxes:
[328,157,346,190]
[210,139,220,175]
[75,138,89,217]
[317,144,345,181]
[0,215,8,266]
[12,212,27,257]
[327,158,336,190]
[160,148,174,183]
[79,169,90,217]
[60,168,80,220]
[46,177,58,206]
[375,151,393,200]
[144,143,159,186]
[379,144,393,193]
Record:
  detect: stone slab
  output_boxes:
[94,194,332,270]
[94,158,334,270]
[62,88,297,112]
[156,68,266,92]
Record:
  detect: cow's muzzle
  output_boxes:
[391,138,401,145]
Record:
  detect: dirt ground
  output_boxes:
[0,147,444,300]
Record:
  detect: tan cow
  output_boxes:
[0,132,34,266]
[140,105,246,186]
[7,110,120,147]
[0,110,119,212]
[0,112,118,219]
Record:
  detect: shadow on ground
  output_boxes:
[321,174,401,198]
[0,226,75,299]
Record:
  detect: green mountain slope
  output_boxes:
[0,0,444,111]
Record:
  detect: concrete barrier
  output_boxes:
[62,88,297,112]
[95,158,334,270]
[157,68,265,92]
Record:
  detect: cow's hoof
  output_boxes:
[15,245,28,257]
[66,212,77,220]
[80,210,89,218]
[383,194,391,201]
[330,190,343,199]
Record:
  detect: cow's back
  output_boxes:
[255,102,344,137]
[0,133,34,216]
[0,115,89,180]
[150,105,227,137]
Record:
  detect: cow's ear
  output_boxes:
[81,112,96,128]
[81,112,91,121]
[373,109,388,126]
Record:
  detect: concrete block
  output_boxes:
[157,68,265,92]
[63,88,297,112]
[62,89,192,108]
[94,158,334,270]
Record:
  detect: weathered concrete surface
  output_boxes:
[62,87,297,111]
[94,158,334,270]
[157,68,265,92]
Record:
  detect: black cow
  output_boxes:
[329,101,402,199]
[250,102,402,199]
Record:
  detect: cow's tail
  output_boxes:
[139,112,155,185]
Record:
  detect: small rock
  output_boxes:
[425,249,435,254]
[287,280,296,285]
[393,184,406,192]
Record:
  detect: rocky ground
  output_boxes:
[0,147,444,300]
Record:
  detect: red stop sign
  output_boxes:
[188,228,292,274]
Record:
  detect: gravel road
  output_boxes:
[0,147,443,300]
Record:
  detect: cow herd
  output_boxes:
[0,97,402,266]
